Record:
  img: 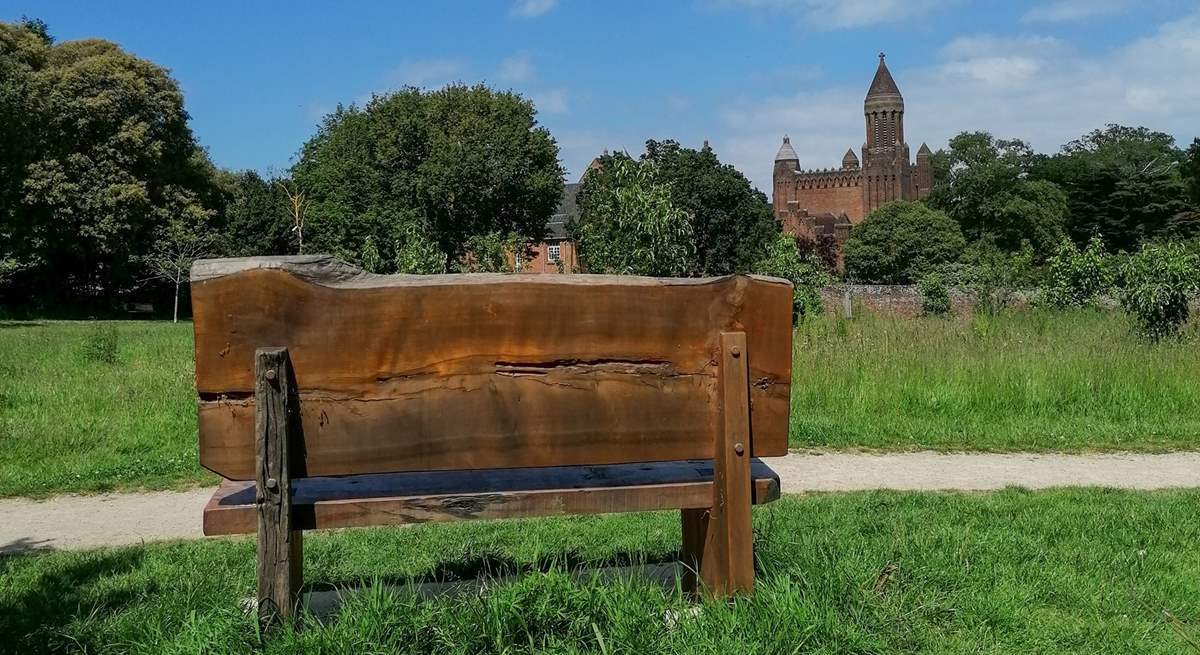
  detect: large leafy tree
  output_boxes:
[0,19,221,305]
[640,139,778,275]
[292,85,564,273]
[843,201,966,284]
[1181,138,1200,207]
[571,156,697,276]
[926,131,1067,255]
[1033,125,1190,251]
[211,170,296,257]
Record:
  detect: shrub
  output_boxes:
[81,324,119,365]
[918,273,951,316]
[753,234,831,323]
[1118,242,1200,340]
[956,240,1036,314]
[1042,236,1113,308]
[843,202,965,284]
[572,158,697,276]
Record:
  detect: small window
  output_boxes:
[548,244,561,263]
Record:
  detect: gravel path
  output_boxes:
[4,451,1199,554]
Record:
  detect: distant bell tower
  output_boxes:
[862,53,913,213]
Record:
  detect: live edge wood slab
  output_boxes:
[190,256,794,481]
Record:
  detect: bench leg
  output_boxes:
[681,332,754,597]
[255,347,303,628]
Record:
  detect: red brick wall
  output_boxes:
[521,240,577,274]
[791,182,865,222]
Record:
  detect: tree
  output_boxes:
[571,156,696,276]
[752,233,830,322]
[640,139,778,275]
[1040,236,1113,308]
[1034,125,1189,251]
[842,201,966,284]
[1185,138,1200,207]
[292,85,563,273]
[0,20,222,306]
[926,131,1067,255]
[142,214,212,322]
[211,170,295,257]
[1118,242,1199,341]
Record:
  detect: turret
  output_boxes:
[842,148,860,169]
[914,142,933,199]
[773,135,799,217]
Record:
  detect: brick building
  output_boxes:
[773,54,932,250]
[519,182,580,273]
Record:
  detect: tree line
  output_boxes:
[2,19,1199,333]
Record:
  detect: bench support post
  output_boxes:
[681,331,754,597]
[255,347,303,629]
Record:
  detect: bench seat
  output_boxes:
[204,459,781,536]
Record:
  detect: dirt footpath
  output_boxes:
[3,451,1199,554]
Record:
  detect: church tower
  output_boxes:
[861,53,913,212]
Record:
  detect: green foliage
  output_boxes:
[1034,125,1189,251]
[926,131,1067,255]
[640,139,778,275]
[843,201,965,284]
[1186,138,1200,206]
[572,157,697,276]
[1118,242,1200,341]
[917,272,951,316]
[1041,236,1113,308]
[293,85,563,273]
[210,170,295,257]
[454,231,528,273]
[0,20,223,306]
[954,239,1037,314]
[752,234,831,322]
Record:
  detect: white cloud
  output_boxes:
[720,10,1200,194]
[385,58,465,89]
[498,54,534,83]
[511,0,557,19]
[1022,0,1131,23]
[720,0,955,29]
[532,88,569,115]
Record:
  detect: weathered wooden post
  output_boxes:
[681,331,754,596]
[255,347,302,628]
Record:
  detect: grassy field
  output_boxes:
[2,489,1199,653]
[0,311,1198,497]
[0,321,213,497]
[793,310,1200,451]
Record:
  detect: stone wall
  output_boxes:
[819,284,978,318]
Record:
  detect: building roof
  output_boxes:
[842,148,860,167]
[544,182,581,240]
[917,142,932,155]
[866,53,902,99]
[775,135,799,162]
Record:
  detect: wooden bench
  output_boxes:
[190,255,793,625]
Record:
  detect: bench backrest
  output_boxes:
[190,256,793,481]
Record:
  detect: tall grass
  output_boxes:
[2,490,1198,653]
[0,321,212,496]
[791,309,1200,451]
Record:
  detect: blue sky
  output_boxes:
[10,0,1199,195]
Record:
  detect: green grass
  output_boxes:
[792,309,1200,451]
[2,490,1199,653]
[0,321,214,497]
[1,310,1198,497]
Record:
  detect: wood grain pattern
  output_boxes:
[254,348,302,627]
[203,459,781,536]
[705,331,755,595]
[190,256,793,480]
